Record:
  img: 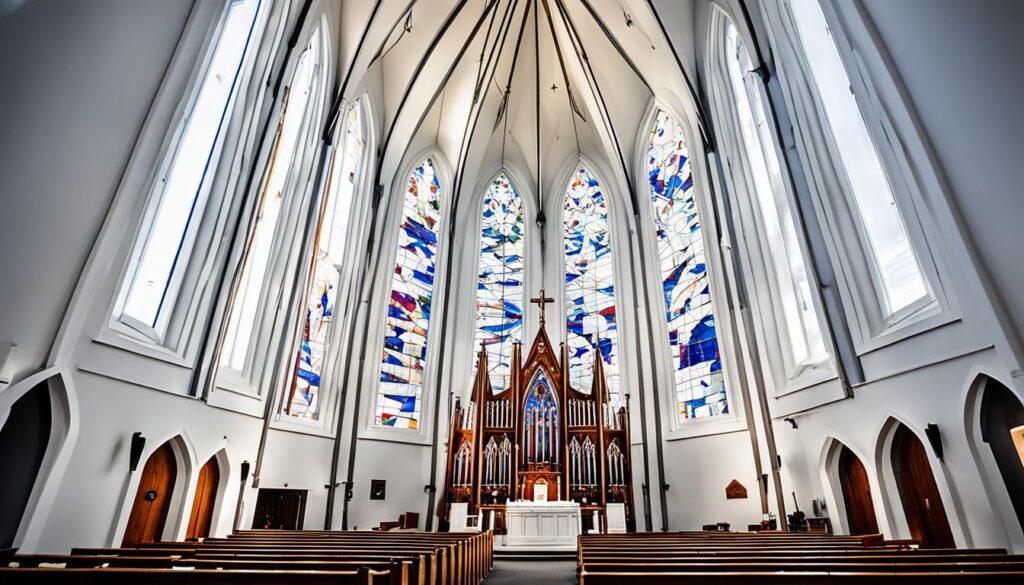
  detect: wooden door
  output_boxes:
[186,456,220,539]
[122,442,177,546]
[981,380,1024,531]
[892,425,955,548]
[252,488,306,530]
[0,382,51,548]
[837,445,879,535]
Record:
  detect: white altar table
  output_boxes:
[503,500,581,550]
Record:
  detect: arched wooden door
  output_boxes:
[980,379,1024,531]
[186,456,220,539]
[122,442,177,546]
[837,445,879,535]
[892,425,955,548]
[0,382,52,548]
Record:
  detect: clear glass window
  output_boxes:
[725,22,827,368]
[120,0,262,334]
[786,0,928,316]
[221,27,321,373]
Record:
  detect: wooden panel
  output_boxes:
[838,445,879,535]
[252,489,307,530]
[122,443,177,546]
[893,425,955,548]
[186,457,220,539]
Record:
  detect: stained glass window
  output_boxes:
[119,0,263,333]
[473,173,524,393]
[563,167,620,404]
[286,104,364,420]
[374,159,443,429]
[221,27,322,372]
[647,110,728,420]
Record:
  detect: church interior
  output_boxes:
[2,0,1024,582]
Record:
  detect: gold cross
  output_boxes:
[530,289,555,325]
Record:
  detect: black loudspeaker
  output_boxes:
[241,460,251,482]
[129,432,146,472]
[925,423,944,460]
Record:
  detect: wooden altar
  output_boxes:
[440,291,635,534]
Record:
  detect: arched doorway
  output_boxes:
[186,456,220,539]
[891,424,955,548]
[0,382,52,548]
[122,441,178,546]
[980,379,1024,531]
[837,445,879,535]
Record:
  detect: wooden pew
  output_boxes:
[4,529,492,585]
[0,566,391,584]
[578,570,1024,584]
[577,531,1024,583]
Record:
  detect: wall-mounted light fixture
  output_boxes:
[925,423,943,460]
[129,432,146,472]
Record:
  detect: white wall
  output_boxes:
[858,0,1024,364]
[0,0,193,386]
[0,0,349,552]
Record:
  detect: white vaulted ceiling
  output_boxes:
[334,0,704,208]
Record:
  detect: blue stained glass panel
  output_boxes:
[374,159,443,429]
[563,167,620,404]
[647,110,728,420]
[473,174,524,393]
[287,105,363,420]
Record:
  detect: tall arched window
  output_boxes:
[708,12,828,384]
[473,173,524,394]
[117,0,265,339]
[647,110,727,420]
[285,102,365,420]
[375,158,443,429]
[221,25,326,375]
[784,0,929,319]
[563,166,620,404]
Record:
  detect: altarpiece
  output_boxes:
[440,291,635,533]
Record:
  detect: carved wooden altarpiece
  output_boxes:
[440,291,635,533]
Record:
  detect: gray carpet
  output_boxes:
[483,560,577,584]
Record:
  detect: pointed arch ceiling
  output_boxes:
[334,0,704,206]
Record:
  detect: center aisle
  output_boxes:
[483,560,577,585]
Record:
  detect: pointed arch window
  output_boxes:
[782,0,932,322]
[473,173,525,394]
[374,159,443,429]
[563,166,620,404]
[220,25,326,375]
[707,14,830,385]
[647,110,728,420]
[116,0,265,339]
[285,102,365,420]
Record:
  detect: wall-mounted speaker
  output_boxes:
[241,460,251,482]
[129,432,146,472]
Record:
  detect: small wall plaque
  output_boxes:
[370,479,386,500]
[725,479,747,500]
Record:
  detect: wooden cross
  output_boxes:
[531,289,555,325]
